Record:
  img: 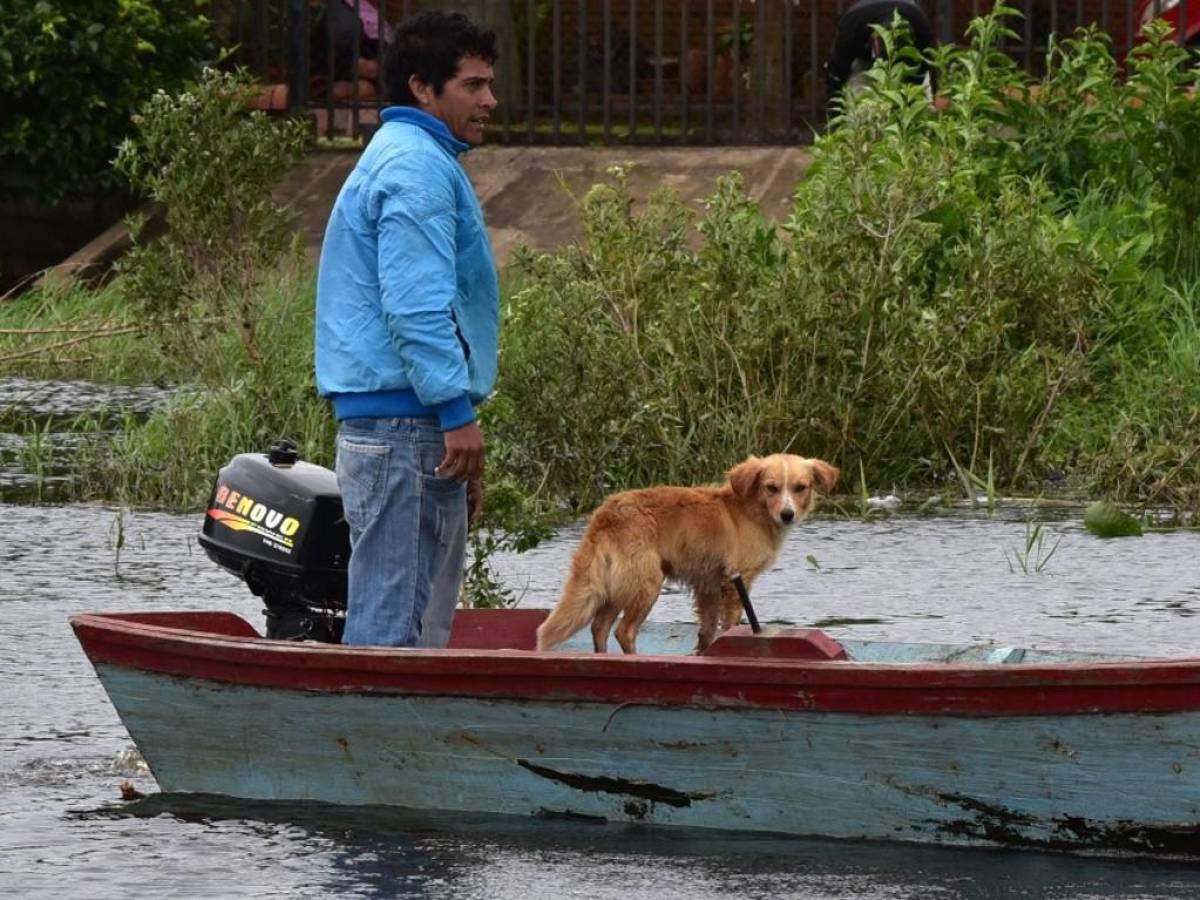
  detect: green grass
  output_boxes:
[0,278,182,385]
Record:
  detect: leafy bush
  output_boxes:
[496,4,1200,514]
[0,0,215,203]
[114,66,311,375]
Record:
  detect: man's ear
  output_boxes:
[809,459,840,492]
[727,456,762,497]
[409,74,432,105]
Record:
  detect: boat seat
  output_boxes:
[703,625,848,661]
[446,608,550,651]
[985,645,1027,664]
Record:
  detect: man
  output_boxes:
[314,11,499,648]
[825,0,935,108]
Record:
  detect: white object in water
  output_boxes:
[866,494,903,510]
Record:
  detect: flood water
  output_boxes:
[4,501,1200,898]
[2,379,1200,898]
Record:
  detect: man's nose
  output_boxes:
[481,87,498,110]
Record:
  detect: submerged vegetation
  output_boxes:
[2,5,1199,573]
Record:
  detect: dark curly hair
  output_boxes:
[384,11,498,106]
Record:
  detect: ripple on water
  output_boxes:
[0,377,184,418]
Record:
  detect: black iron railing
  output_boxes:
[215,0,1194,143]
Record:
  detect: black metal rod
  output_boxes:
[527,0,537,143]
[1024,0,1034,72]
[654,0,664,141]
[578,0,587,144]
[730,573,761,634]
[629,0,638,136]
[323,0,336,139]
[680,0,689,142]
[287,0,309,112]
[783,0,792,140]
[350,0,362,141]
[810,0,820,129]
[603,0,613,142]
[705,0,714,142]
[755,0,766,142]
[553,0,562,139]
[731,0,740,135]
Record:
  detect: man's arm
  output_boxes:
[375,168,486,480]
[376,175,474,426]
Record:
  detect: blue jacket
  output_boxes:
[315,106,499,430]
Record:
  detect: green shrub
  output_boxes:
[114,66,311,375]
[0,0,215,203]
[495,4,1200,515]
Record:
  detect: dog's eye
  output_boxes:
[765,484,781,494]
[793,483,810,493]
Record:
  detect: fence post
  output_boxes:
[287,0,310,112]
[938,0,955,44]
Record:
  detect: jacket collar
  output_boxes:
[380,106,471,156]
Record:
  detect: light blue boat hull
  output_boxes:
[97,663,1200,854]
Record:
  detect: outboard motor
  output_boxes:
[198,440,349,642]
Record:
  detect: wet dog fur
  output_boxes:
[535,454,839,655]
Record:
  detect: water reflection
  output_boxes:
[68,795,1200,900]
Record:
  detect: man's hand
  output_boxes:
[467,478,484,526]
[436,421,485,482]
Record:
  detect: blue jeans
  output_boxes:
[335,417,467,647]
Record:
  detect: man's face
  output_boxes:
[413,56,497,146]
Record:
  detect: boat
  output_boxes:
[70,444,1200,856]
[71,607,1200,857]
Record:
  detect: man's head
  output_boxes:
[385,11,498,145]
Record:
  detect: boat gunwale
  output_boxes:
[69,611,1200,717]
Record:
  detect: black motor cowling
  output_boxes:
[198,440,349,641]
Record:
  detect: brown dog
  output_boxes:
[535,454,839,655]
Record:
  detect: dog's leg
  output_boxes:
[612,577,663,655]
[590,603,620,653]
[718,581,744,631]
[693,585,723,654]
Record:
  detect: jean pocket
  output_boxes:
[416,439,467,496]
[336,437,390,528]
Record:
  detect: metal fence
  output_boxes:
[217,0,1195,144]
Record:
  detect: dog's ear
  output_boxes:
[727,456,762,497]
[809,459,840,492]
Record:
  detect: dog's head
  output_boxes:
[727,454,839,527]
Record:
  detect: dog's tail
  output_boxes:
[536,543,607,651]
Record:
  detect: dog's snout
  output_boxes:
[780,508,795,524]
